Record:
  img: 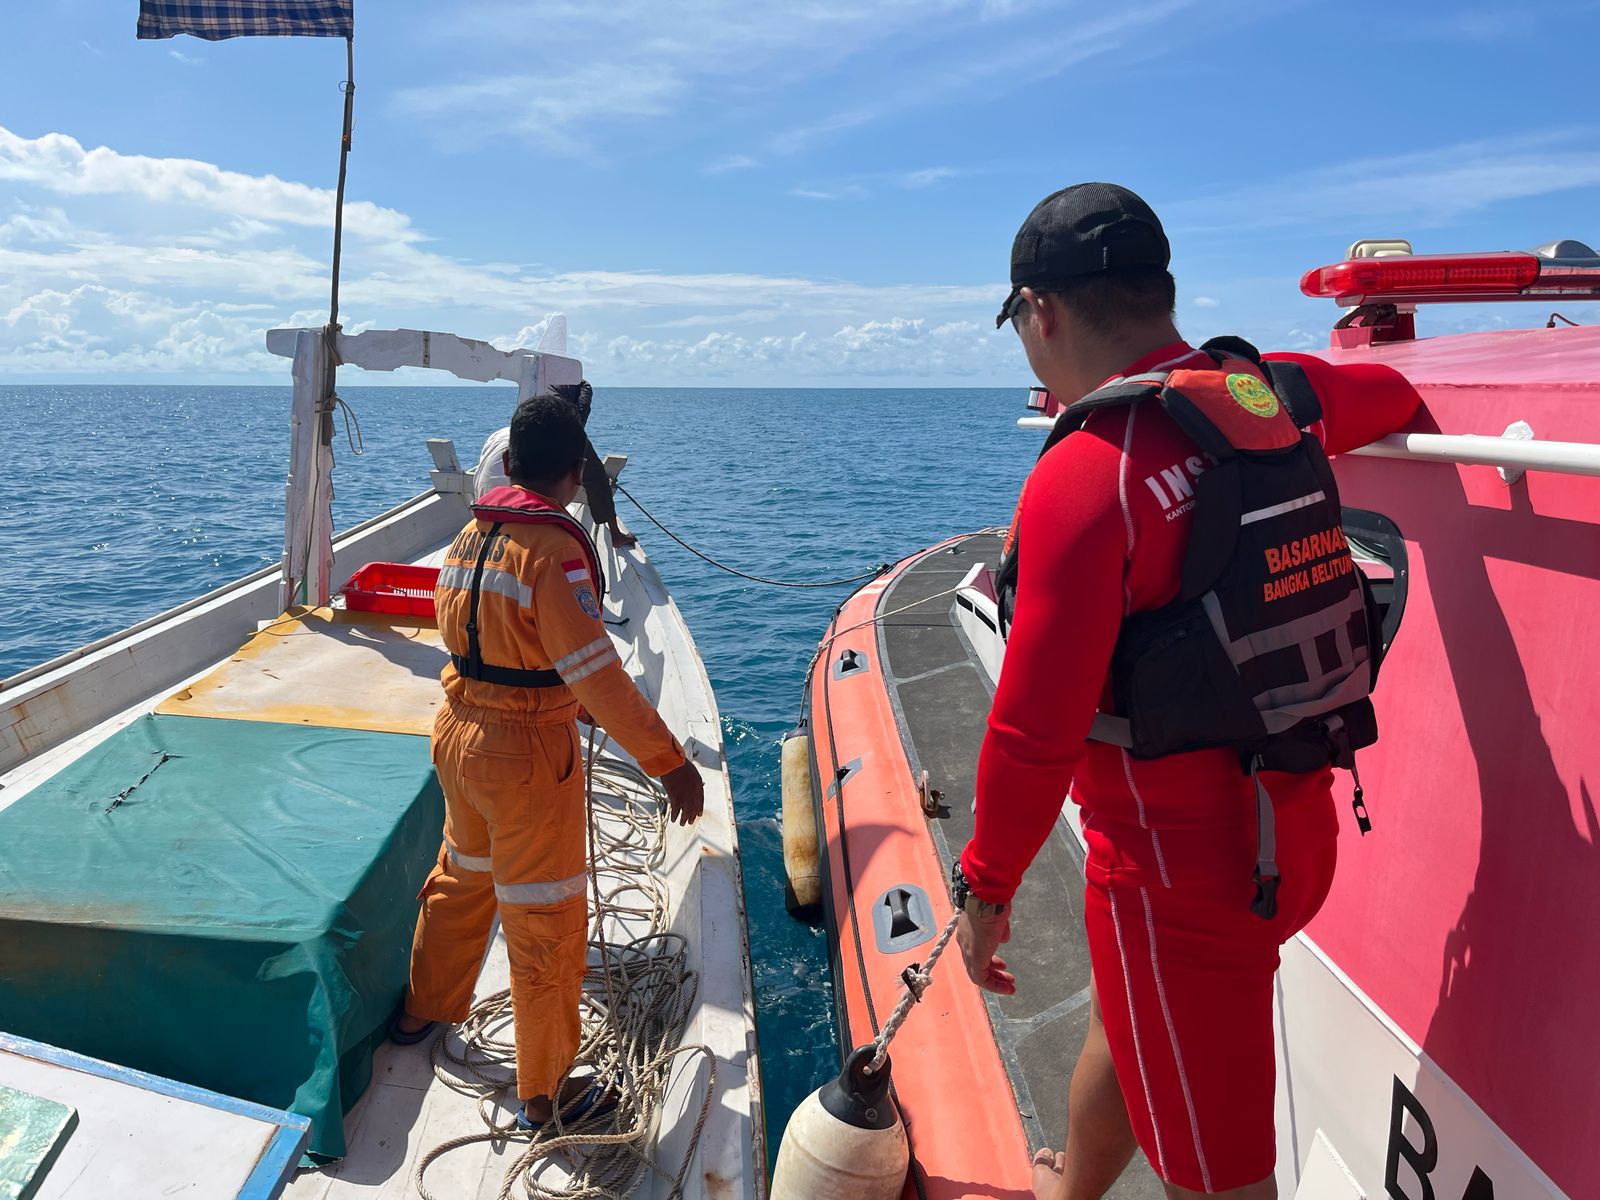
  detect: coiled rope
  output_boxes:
[615,481,888,589]
[414,729,714,1200]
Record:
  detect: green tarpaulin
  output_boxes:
[0,714,443,1160]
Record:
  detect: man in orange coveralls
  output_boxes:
[391,389,704,1130]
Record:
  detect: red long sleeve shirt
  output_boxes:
[961,343,1422,904]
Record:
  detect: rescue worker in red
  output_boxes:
[390,389,704,1129]
[951,184,1420,1199]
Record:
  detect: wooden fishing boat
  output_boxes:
[0,326,765,1200]
[0,6,764,1194]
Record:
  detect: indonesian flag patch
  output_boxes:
[562,559,591,584]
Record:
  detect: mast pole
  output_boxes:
[294,31,356,610]
[329,34,355,330]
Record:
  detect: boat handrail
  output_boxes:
[1016,416,1600,480]
[1344,431,1600,478]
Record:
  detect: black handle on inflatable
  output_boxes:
[819,1044,898,1130]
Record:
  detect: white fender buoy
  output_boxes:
[780,732,822,920]
[771,1047,909,1200]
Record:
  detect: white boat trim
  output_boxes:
[1018,414,1600,480]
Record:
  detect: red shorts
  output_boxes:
[1081,789,1338,1192]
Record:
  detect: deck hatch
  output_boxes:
[832,648,868,679]
[872,884,936,953]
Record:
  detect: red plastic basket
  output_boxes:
[341,562,440,618]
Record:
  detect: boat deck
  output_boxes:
[284,524,758,1200]
[875,531,1162,1198]
[0,500,760,1200]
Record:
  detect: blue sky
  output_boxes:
[2,0,1599,385]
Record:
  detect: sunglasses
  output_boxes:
[995,286,1027,329]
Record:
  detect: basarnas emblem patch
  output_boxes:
[574,584,601,619]
[1226,373,1280,418]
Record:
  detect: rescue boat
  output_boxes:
[788,239,1600,1199]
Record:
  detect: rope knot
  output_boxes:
[899,962,931,1003]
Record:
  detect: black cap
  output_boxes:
[996,183,1170,327]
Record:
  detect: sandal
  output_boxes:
[387,1014,437,1045]
[516,1080,620,1130]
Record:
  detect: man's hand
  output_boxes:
[660,760,704,826]
[955,907,1017,995]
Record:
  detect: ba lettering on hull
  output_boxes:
[1386,1078,1496,1200]
[1272,937,1568,1200]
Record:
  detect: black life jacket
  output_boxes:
[451,486,606,689]
[996,338,1383,918]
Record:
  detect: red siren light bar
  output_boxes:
[1301,252,1541,304]
[1302,250,1600,306]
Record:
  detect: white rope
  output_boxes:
[863,911,961,1076]
[801,525,1010,684]
[414,729,714,1200]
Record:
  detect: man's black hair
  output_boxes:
[1044,268,1176,334]
[507,391,588,487]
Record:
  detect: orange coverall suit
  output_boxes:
[407,493,686,1101]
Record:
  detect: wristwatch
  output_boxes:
[950,858,1008,919]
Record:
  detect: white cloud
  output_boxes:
[896,167,960,189]
[595,316,1019,381]
[0,123,1018,384]
[394,0,980,153]
[169,49,200,65]
[702,154,760,175]
[784,165,965,201]
[392,0,1216,159]
[788,186,864,201]
[766,0,1203,155]
[1167,130,1600,232]
[9,117,1581,386]
[0,283,278,375]
[0,127,419,244]
[392,64,685,157]
[0,205,78,246]
[768,109,879,157]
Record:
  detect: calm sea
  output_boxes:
[0,383,1035,1160]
